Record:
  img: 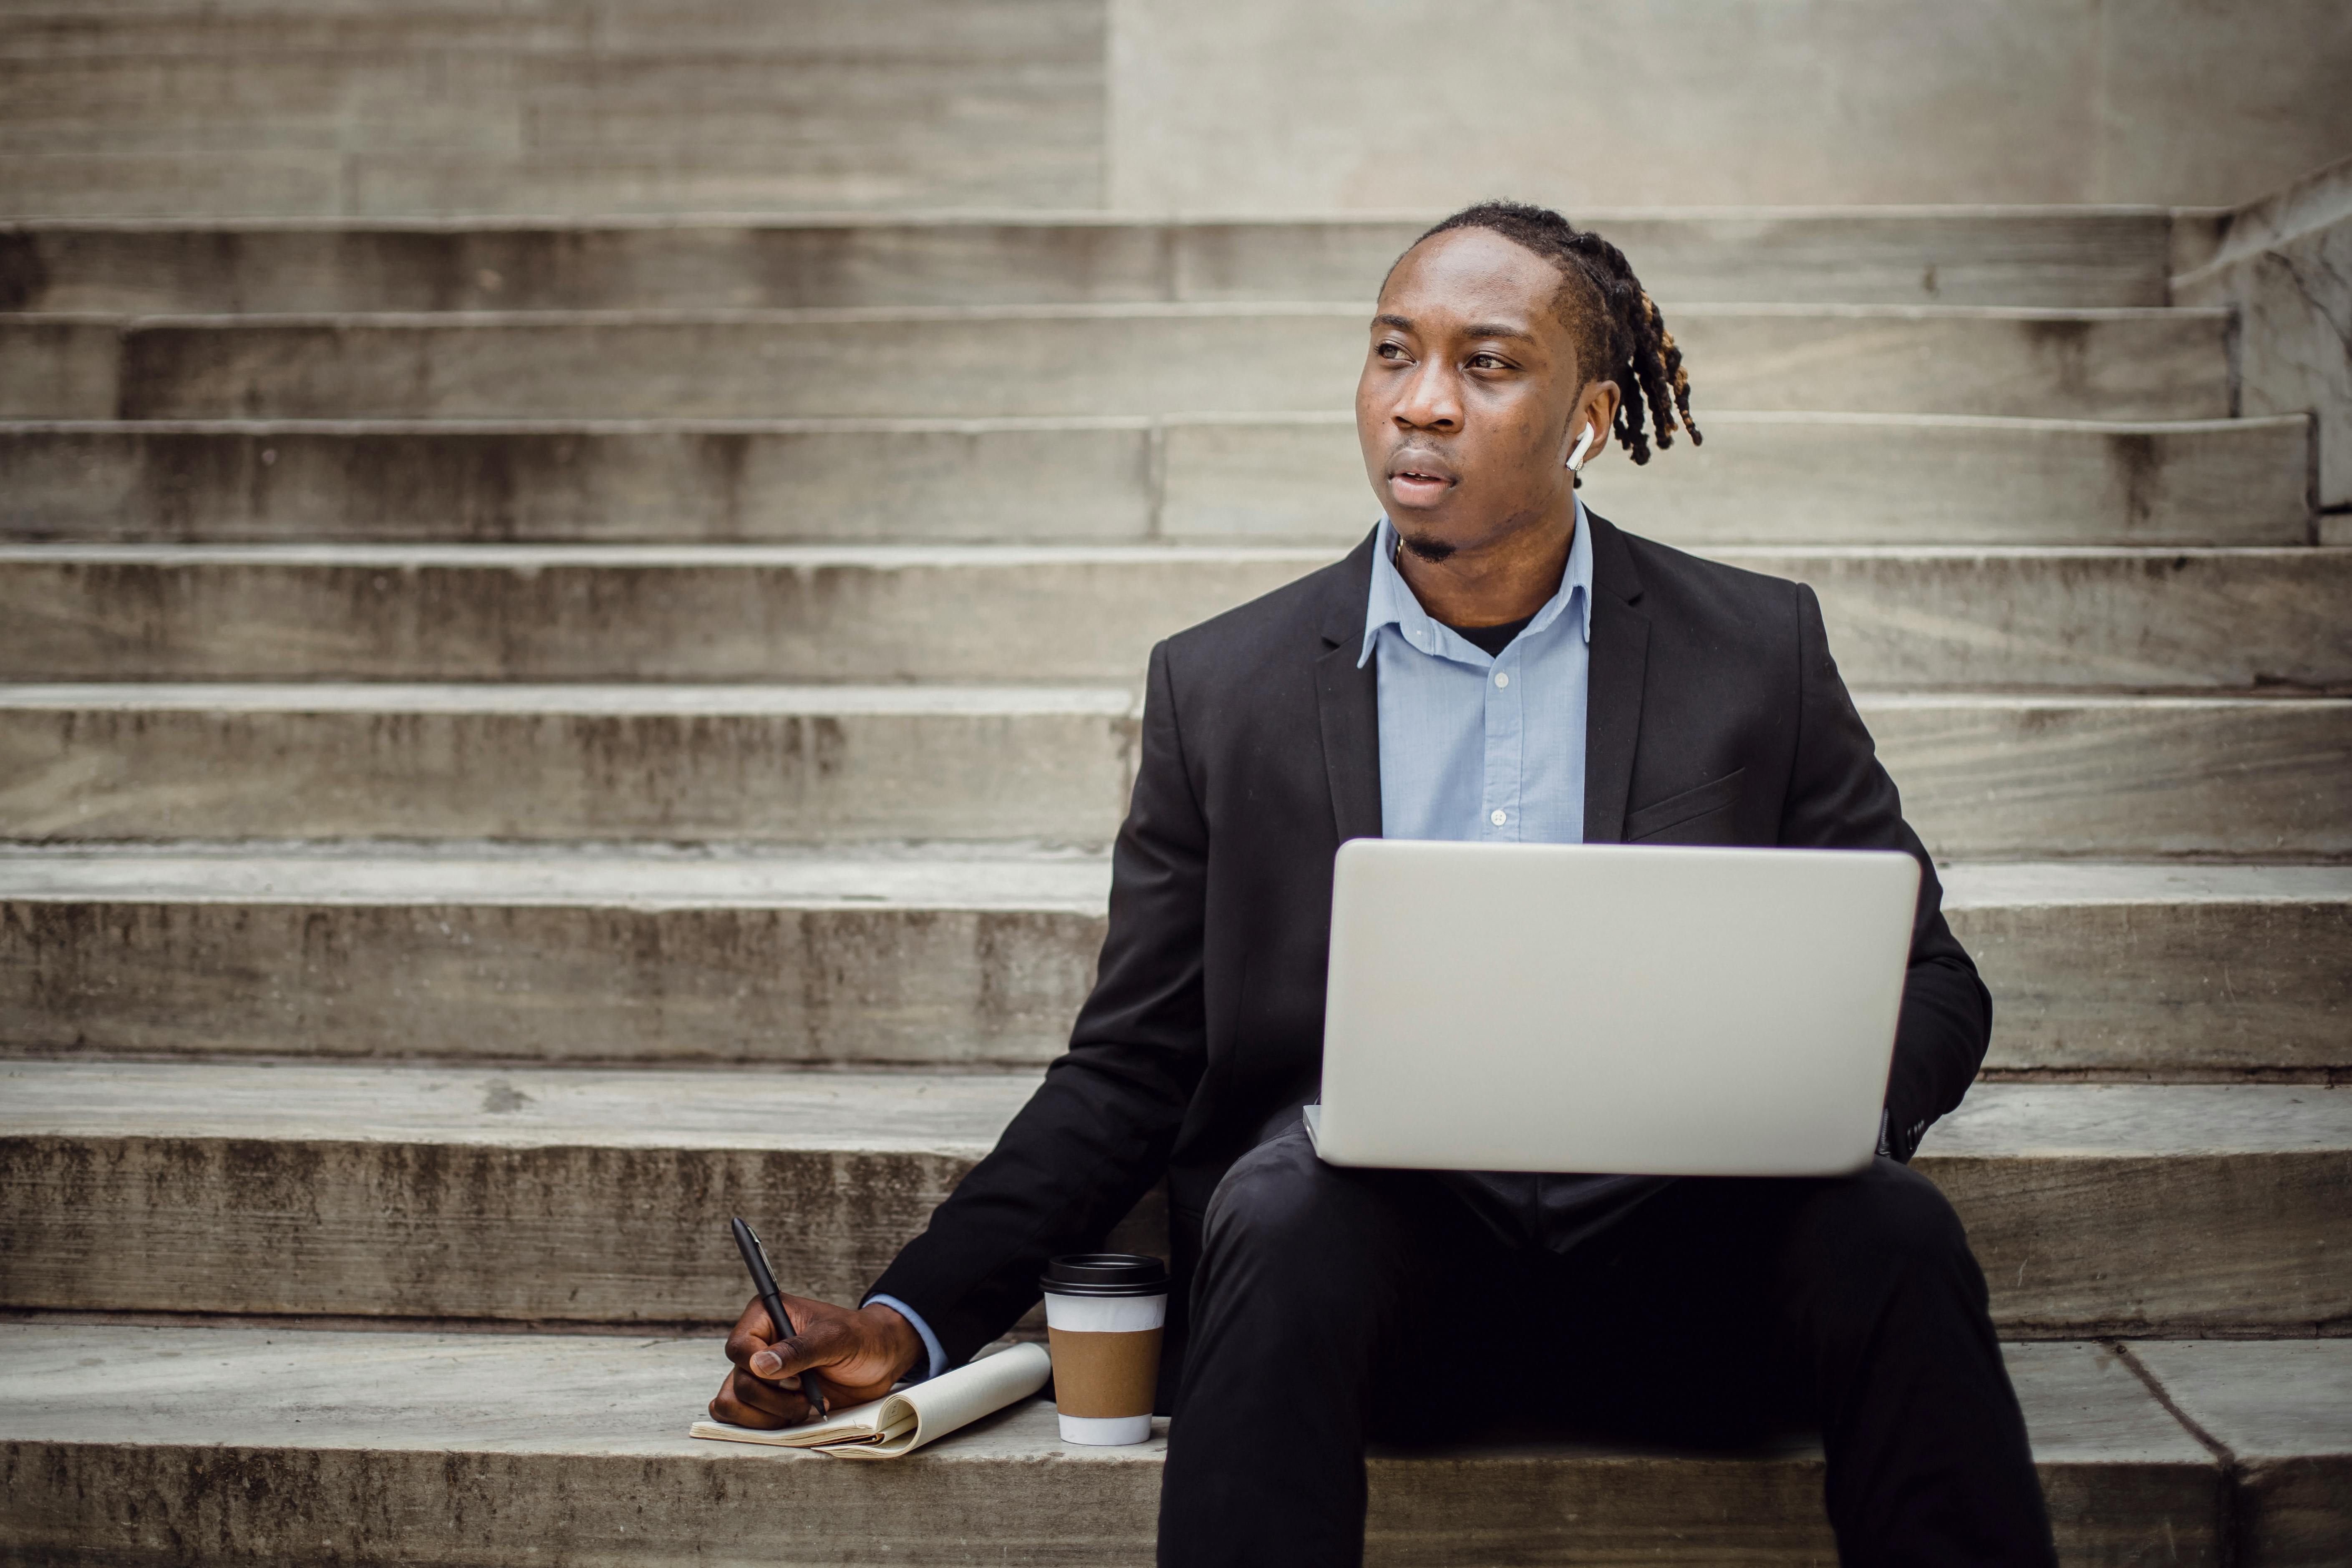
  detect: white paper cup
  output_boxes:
[1040,1253,1168,1447]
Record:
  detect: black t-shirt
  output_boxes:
[1438,613,1536,658]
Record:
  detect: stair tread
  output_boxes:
[9,302,2226,327]
[4,845,2348,910]
[3,539,2343,566]
[0,681,1137,713]
[6,681,2349,706]
[0,1057,1045,1150]
[0,1323,2250,1467]
[2127,1340,2352,1459]
[3,1059,2342,1156]
[0,410,2303,433]
[0,840,1116,907]
[1940,861,2352,904]
[2,206,2191,232]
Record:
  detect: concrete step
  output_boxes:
[1860,695,2352,859]
[3,542,2344,691]
[0,842,1113,1069]
[0,683,1140,846]
[0,209,2183,313]
[12,1326,2315,1568]
[0,1062,2343,1334]
[2125,1340,2352,1568]
[4,305,2231,421]
[0,413,2311,548]
[1946,864,2352,1079]
[2,684,2346,856]
[2,849,2343,1078]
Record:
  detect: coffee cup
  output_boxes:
[1040,1253,1167,1445]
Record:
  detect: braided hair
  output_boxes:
[1405,200,1701,479]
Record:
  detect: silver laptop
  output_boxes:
[1304,839,1920,1177]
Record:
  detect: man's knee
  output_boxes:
[1198,1127,1390,1301]
[1205,1128,1341,1253]
[1782,1159,1980,1296]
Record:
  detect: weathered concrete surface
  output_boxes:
[0,0,1107,218]
[0,417,1167,545]
[2,855,2345,1075]
[0,544,1324,685]
[2133,1340,2352,1568]
[1771,547,2352,691]
[3,542,2345,689]
[1855,695,2352,860]
[1108,0,2352,210]
[2176,154,2352,512]
[0,1326,2225,1566]
[0,683,1138,845]
[0,413,2309,547]
[45,305,2230,422]
[3,686,2344,855]
[0,845,1111,1066]
[0,210,2181,313]
[1920,1084,2352,1335]
[0,1060,1085,1319]
[1,1064,2343,1333]
[9,0,2351,217]
[1945,864,2352,1077]
[0,315,114,418]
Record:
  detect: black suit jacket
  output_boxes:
[868,514,1992,1389]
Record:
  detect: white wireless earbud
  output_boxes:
[1565,423,1597,471]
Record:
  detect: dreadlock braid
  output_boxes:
[1409,201,1702,480]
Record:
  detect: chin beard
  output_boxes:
[1397,530,1457,564]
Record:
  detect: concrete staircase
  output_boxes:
[3,96,2350,1568]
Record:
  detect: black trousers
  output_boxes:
[1157,1120,2057,1567]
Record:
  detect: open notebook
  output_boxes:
[690,1341,1051,1460]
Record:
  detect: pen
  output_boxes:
[731,1216,826,1420]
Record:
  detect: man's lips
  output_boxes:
[1386,459,1457,502]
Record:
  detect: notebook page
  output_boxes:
[825,1342,1051,1460]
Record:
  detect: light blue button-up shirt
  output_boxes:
[1363,502,1593,844]
[873,508,1598,1384]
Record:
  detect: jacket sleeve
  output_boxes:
[1777,583,1992,1161]
[863,639,1211,1364]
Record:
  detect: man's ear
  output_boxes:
[1566,380,1622,468]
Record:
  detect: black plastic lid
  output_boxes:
[1040,1253,1169,1297]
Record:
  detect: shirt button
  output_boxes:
[1493,671,1509,688]
[1490,809,1507,826]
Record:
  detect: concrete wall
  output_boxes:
[1108,0,2352,212]
[3,0,2349,219]
[0,0,1106,218]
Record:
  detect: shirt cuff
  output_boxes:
[862,1293,948,1384]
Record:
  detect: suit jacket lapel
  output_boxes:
[1582,512,1649,844]
[1315,529,1383,842]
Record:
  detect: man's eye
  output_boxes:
[1376,342,1408,361]
[1468,353,1507,370]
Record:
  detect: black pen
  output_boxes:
[731,1216,826,1420]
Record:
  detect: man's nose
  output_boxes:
[1392,363,1460,431]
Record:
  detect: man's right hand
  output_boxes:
[708,1295,927,1429]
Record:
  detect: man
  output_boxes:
[710,201,2058,1567]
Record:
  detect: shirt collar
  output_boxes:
[1359,497,1594,668]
